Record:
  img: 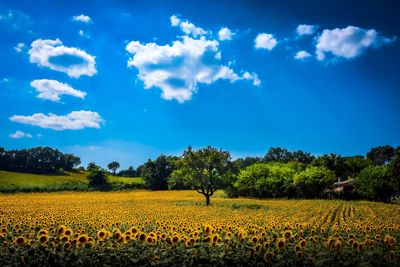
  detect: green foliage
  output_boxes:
[263,147,315,164]
[107,161,120,175]
[311,153,346,178]
[367,145,395,165]
[170,146,234,205]
[141,155,177,190]
[233,156,262,170]
[235,162,302,198]
[0,146,80,173]
[87,162,99,172]
[0,170,143,193]
[356,165,398,202]
[293,166,336,198]
[87,169,110,191]
[117,166,137,177]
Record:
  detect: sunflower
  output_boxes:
[97,229,107,240]
[263,251,274,262]
[38,229,48,236]
[64,228,72,236]
[333,240,341,252]
[299,239,307,248]
[139,233,147,242]
[276,238,286,251]
[251,236,259,244]
[58,225,67,235]
[296,251,303,259]
[14,236,25,246]
[77,234,88,245]
[38,235,48,244]
[283,230,292,239]
[64,242,71,249]
[171,235,180,245]
[294,245,302,252]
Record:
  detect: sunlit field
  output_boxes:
[0,191,399,266]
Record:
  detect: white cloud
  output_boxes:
[170,15,207,38]
[29,39,96,78]
[218,27,234,41]
[126,36,259,103]
[254,33,278,50]
[170,15,180,26]
[72,14,91,23]
[78,30,89,38]
[296,24,317,36]
[14,42,25,52]
[9,130,32,139]
[9,110,103,131]
[294,50,312,59]
[316,26,395,61]
[30,79,86,102]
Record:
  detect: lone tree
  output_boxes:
[107,161,120,175]
[170,146,234,205]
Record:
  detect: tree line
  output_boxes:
[0,146,81,174]
[1,145,399,204]
[134,145,400,204]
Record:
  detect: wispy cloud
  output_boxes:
[9,110,103,131]
[30,79,86,102]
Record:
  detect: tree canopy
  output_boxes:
[170,146,234,205]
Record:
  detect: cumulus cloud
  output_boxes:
[72,14,91,23]
[294,50,312,59]
[9,110,103,131]
[218,27,234,41]
[29,39,96,78]
[9,130,32,139]
[126,36,260,103]
[14,42,25,52]
[30,79,86,102]
[316,26,395,61]
[170,15,207,38]
[296,24,317,36]
[254,33,278,50]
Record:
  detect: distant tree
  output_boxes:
[87,162,99,172]
[87,168,110,190]
[62,154,81,171]
[107,161,120,175]
[117,166,136,177]
[263,147,293,163]
[389,147,400,197]
[343,156,371,178]
[366,145,395,165]
[294,166,336,198]
[233,157,262,170]
[311,154,346,179]
[356,165,398,202]
[141,156,177,190]
[170,146,234,205]
[292,150,315,164]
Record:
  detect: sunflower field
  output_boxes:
[0,191,399,266]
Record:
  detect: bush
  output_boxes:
[87,169,111,191]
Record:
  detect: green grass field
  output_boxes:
[0,170,143,192]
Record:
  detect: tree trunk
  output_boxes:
[205,194,211,206]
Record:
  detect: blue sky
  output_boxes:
[1,0,399,169]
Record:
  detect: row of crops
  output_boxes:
[0,191,399,266]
